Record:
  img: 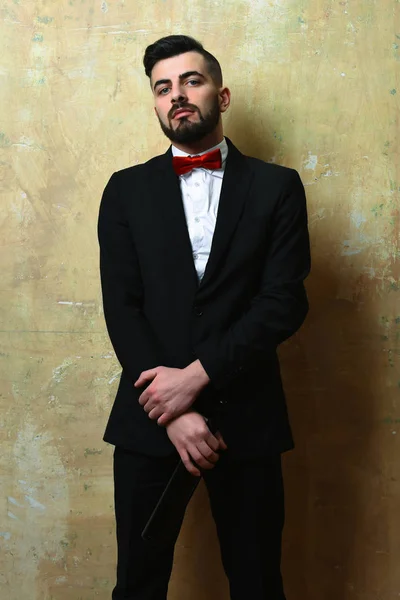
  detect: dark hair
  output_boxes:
[143,35,223,86]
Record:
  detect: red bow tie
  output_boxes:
[172,148,222,176]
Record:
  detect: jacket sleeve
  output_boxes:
[98,172,166,382]
[194,169,311,390]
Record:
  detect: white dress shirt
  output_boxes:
[171,137,229,281]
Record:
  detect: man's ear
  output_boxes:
[219,87,231,113]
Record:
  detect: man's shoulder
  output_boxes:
[244,154,298,181]
[112,152,166,181]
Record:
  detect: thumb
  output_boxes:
[215,431,228,450]
[134,368,157,388]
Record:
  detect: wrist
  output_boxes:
[184,359,210,390]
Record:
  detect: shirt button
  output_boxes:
[193,253,198,260]
[194,217,200,223]
[195,182,200,187]
[194,306,203,316]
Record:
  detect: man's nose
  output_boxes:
[171,88,187,104]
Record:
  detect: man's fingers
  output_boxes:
[157,413,173,426]
[215,431,228,450]
[138,390,150,406]
[134,369,157,388]
[149,409,173,425]
[204,431,220,452]
[190,445,218,471]
[180,449,201,477]
[197,440,219,465]
[148,407,162,420]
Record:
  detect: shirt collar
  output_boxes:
[171,137,228,176]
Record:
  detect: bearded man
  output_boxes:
[98,34,311,600]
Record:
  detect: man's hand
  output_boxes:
[166,412,228,476]
[135,360,210,426]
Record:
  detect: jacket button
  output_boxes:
[194,306,203,316]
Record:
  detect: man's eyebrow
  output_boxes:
[153,78,171,91]
[153,71,205,91]
[179,70,205,80]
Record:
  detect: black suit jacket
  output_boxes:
[98,138,311,459]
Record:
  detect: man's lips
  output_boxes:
[173,108,195,119]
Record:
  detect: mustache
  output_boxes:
[168,103,199,120]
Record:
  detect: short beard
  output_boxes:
[157,96,221,145]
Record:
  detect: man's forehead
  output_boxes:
[151,51,207,81]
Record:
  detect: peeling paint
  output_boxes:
[24,496,46,511]
[304,153,318,170]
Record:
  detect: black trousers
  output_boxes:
[112,446,286,600]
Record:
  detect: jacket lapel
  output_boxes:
[198,138,253,290]
[149,148,199,289]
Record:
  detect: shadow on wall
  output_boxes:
[281,257,379,600]
[170,121,378,599]
[225,103,276,162]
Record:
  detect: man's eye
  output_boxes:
[159,87,170,95]
[187,80,199,86]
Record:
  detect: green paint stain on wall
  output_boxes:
[0,132,11,147]
[114,34,137,45]
[383,140,391,155]
[371,203,384,217]
[390,88,397,95]
[382,416,400,424]
[37,16,53,24]
[32,33,44,42]
[94,578,110,587]
[84,448,102,457]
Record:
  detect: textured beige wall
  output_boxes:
[1,0,399,598]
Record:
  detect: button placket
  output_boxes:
[191,174,205,253]
[193,305,203,316]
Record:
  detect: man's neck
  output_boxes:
[172,130,224,155]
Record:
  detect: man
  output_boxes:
[98,34,310,600]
